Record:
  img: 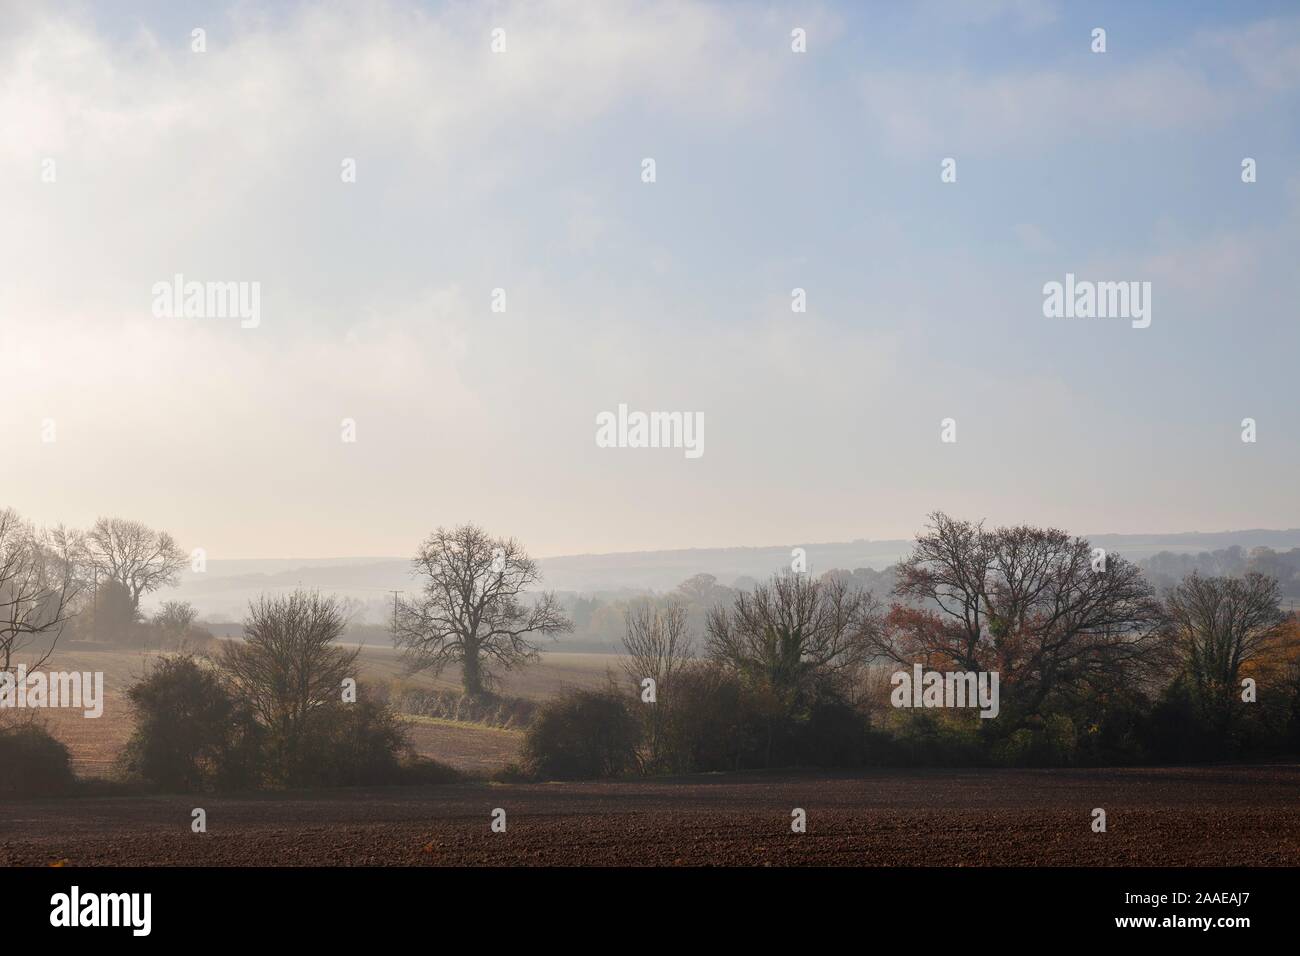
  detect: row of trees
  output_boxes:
[9,508,1298,787]
[376,518,1298,775]
[123,590,457,792]
[1,509,189,672]
[383,519,1295,732]
[1143,544,1300,599]
[5,585,449,796]
[593,514,1300,773]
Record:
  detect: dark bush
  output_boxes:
[0,720,76,797]
[121,655,262,792]
[657,663,761,772]
[886,710,985,766]
[522,688,640,780]
[393,755,462,786]
[1143,677,1222,763]
[1068,691,1150,766]
[292,695,412,787]
[795,698,873,767]
[991,714,1077,767]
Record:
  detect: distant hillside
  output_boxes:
[152,528,1300,624]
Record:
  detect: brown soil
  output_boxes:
[3,764,1298,867]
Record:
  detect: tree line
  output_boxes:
[528,514,1300,777]
[5,509,1299,795]
[0,509,206,667]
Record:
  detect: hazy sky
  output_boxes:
[3,0,1299,559]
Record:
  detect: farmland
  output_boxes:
[3,764,1298,867]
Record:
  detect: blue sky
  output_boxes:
[2,0,1297,558]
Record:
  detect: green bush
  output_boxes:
[0,720,75,797]
[522,688,641,780]
[991,714,1077,767]
[121,655,262,792]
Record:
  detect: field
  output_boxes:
[26,645,615,776]
[3,765,1299,866]
[11,644,1300,868]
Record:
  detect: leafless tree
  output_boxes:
[152,600,201,648]
[878,513,1168,720]
[0,509,84,675]
[221,590,358,771]
[622,598,693,692]
[395,525,572,697]
[621,598,692,769]
[706,571,881,704]
[154,600,199,634]
[87,517,187,613]
[1163,571,1288,724]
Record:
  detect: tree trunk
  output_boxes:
[462,646,484,698]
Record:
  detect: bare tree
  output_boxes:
[221,590,358,773]
[87,517,187,613]
[622,598,693,692]
[706,572,881,703]
[0,509,83,675]
[621,598,692,770]
[878,513,1167,721]
[154,600,199,636]
[1163,571,1288,725]
[152,600,202,649]
[395,525,572,697]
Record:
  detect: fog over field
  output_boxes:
[154,528,1300,624]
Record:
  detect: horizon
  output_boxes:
[158,523,1300,565]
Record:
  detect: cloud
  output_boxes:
[860,61,1233,157]
[1,1,1296,556]
[1199,16,1300,94]
[858,16,1300,157]
[913,0,1061,30]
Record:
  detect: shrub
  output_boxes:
[1142,677,1221,763]
[1067,691,1150,766]
[887,710,985,766]
[121,655,262,792]
[394,755,462,786]
[220,590,358,783]
[0,720,75,797]
[292,695,412,787]
[991,714,1077,767]
[795,698,873,767]
[656,662,760,772]
[522,688,640,780]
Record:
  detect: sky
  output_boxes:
[2,0,1298,559]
